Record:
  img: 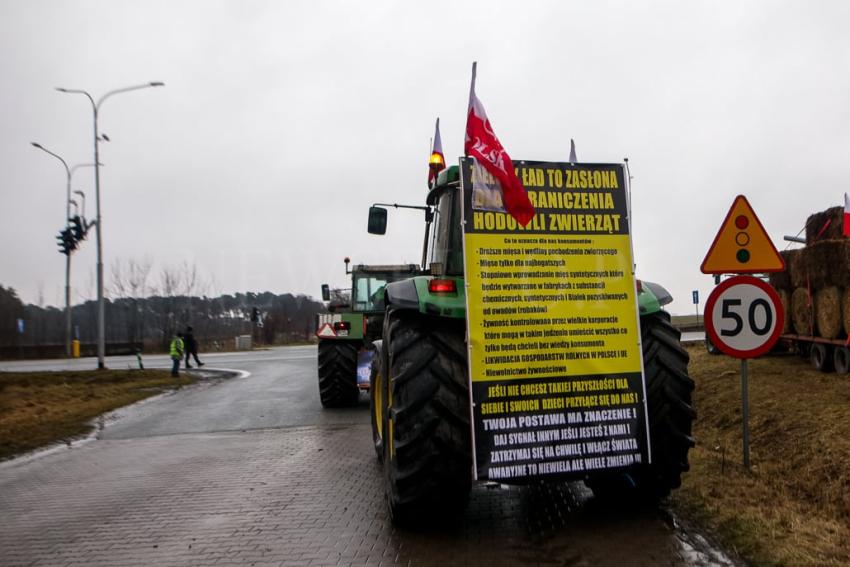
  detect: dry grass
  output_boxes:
[0,369,192,461]
[672,346,850,566]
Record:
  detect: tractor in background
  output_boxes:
[316,258,421,407]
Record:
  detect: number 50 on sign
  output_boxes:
[705,276,784,359]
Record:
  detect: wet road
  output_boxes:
[0,346,731,566]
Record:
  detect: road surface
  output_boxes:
[0,346,733,566]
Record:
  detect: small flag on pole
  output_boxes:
[569,138,577,162]
[844,193,850,237]
[428,118,445,187]
[464,62,534,226]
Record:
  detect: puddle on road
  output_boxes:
[672,515,738,567]
[391,480,737,566]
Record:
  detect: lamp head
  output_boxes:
[31,142,43,149]
[150,82,165,87]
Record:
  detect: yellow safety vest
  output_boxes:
[170,337,184,357]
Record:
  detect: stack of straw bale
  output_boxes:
[770,207,849,339]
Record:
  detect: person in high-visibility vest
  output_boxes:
[170,333,184,377]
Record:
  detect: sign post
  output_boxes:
[692,290,699,325]
[704,275,784,468]
[701,195,785,470]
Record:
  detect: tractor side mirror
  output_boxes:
[368,206,387,235]
[321,284,330,302]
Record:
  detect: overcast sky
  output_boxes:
[2,0,849,315]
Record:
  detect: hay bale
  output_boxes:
[792,287,812,335]
[788,247,809,289]
[843,288,850,336]
[805,206,844,244]
[798,239,850,289]
[778,288,792,333]
[815,286,842,339]
[769,249,797,292]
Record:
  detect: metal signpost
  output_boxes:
[692,290,699,324]
[704,276,784,468]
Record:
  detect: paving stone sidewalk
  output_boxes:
[1,423,684,566]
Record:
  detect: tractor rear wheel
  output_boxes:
[381,309,471,525]
[588,311,695,502]
[317,340,360,408]
[640,311,696,498]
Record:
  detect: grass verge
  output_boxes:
[672,345,850,566]
[0,369,192,461]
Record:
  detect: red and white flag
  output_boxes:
[428,117,446,187]
[844,193,850,237]
[464,62,535,226]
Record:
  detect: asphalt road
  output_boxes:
[0,346,733,566]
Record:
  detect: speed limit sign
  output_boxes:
[705,275,784,359]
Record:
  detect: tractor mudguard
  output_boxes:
[638,280,672,316]
[384,279,420,311]
[385,276,466,318]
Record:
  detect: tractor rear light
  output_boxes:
[428,279,457,294]
[333,321,351,332]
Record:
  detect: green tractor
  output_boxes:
[367,162,696,524]
[316,258,421,407]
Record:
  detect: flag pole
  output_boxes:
[468,62,477,110]
[465,61,477,155]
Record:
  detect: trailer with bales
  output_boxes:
[769,206,850,372]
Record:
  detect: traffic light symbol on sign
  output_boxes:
[701,195,785,274]
[734,214,750,264]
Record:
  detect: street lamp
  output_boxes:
[56,81,164,369]
[30,142,96,358]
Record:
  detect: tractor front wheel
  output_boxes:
[317,340,360,408]
[381,309,471,525]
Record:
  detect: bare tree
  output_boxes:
[111,258,153,299]
[110,258,154,345]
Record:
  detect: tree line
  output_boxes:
[0,260,325,355]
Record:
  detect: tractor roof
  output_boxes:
[352,264,420,275]
[435,165,459,187]
[427,165,460,205]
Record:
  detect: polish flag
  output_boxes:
[428,118,445,187]
[464,62,535,226]
[844,193,850,237]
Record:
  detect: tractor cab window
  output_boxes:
[429,187,463,276]
[353,274,389,312]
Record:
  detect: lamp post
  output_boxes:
[31,142,95,357]
[56,82,164,369]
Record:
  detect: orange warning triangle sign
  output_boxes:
[316,323,336,338]
[701,195,785,274]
